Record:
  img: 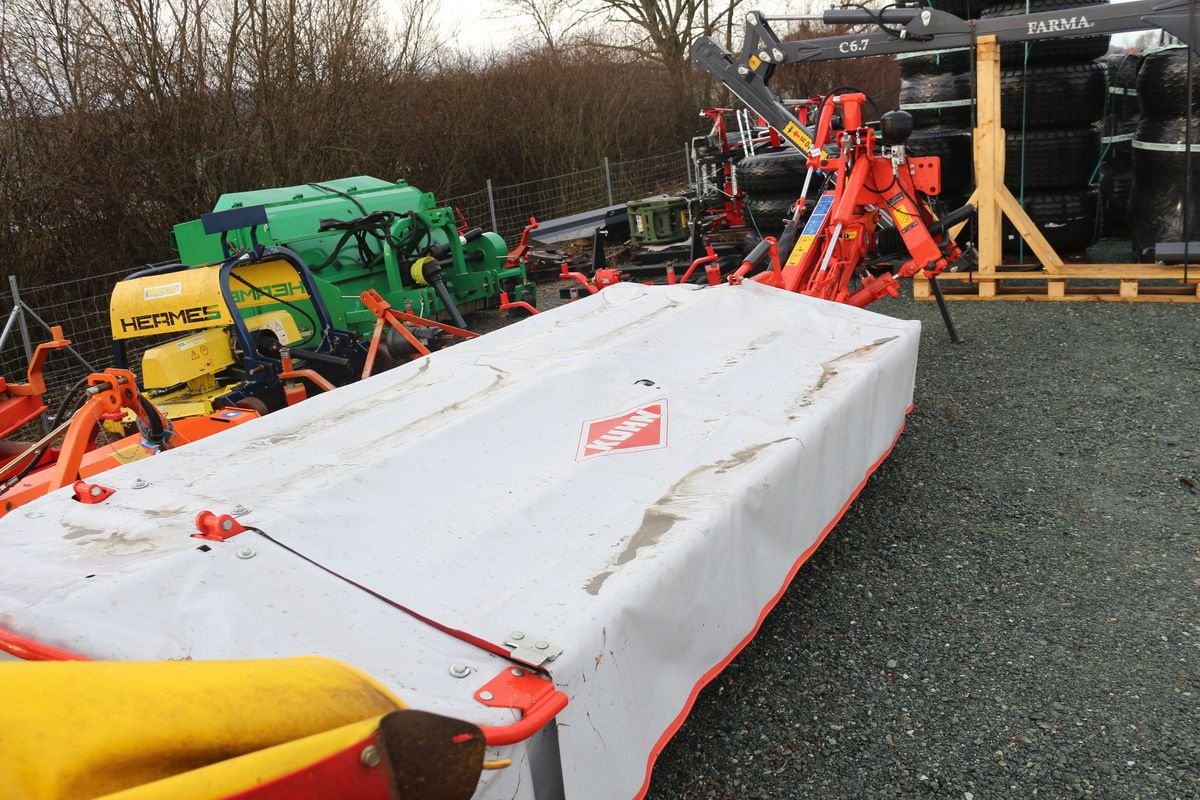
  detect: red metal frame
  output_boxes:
[504,217,539,270]
[359,289,478,379]
[0,325,72,439]
[498,293,538,316]
[0,374,261,519]
[742,92,959,308]
[559,262,600,296]
[668,246,723,287]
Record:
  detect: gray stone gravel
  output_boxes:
[643,292,1200,799]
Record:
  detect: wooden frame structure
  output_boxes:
[915,36,1200,302]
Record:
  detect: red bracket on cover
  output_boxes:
[193,510,248,541]
[474,668,569,746]
[72,480,114,504]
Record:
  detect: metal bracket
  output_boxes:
[474,667,570,746]
[502,631,562,669]
[193,509,249,541]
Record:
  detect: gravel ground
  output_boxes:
[640,290,1200,799]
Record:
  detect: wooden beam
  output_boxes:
[926,265,1197,280]
[973,37,1003,278]
[995,186,1065,271]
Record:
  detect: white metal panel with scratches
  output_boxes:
[0,282,920,799]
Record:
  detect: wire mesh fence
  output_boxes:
[0,149,692,419]
[444,149,691,245]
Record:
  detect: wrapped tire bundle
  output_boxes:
[906,128,974,193]
[1130,116,1200,259]
[1102,53,1142,162]
[1002,188,1102,255]
[1102,113,1139,163]
[1138,47,1200,118]
[1100,161,1133,235]
[1000,61,1108,128]
[901,70,975,128]
[1103,52,1143,116]
[981,0,1111,67]
[1004,126,1101,190]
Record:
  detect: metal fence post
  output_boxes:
[684,144,693,190]
[603,157,614,206]
[8,275,49,433]
[485,180,499,235]
[8,276,34,371]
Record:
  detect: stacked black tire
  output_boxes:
[897,0,983,222]
[1099,53,1142,236]
[735,149,823,235]
[983,0,1110,255]
[1130,47,1200,260]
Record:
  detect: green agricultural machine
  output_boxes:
[173,177,537,335]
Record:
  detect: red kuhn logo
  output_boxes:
[576,400,668,460]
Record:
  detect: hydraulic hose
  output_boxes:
[7,375,89,485]
[431,276,468,329]
[136,394,168,449]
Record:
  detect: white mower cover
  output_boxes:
[0,283,919,799]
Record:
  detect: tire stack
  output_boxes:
[735,149,822,236]
[1099,53,1142,236]
[983,0,1110,255]
[1130,47,1200,260]
[897,0,983,222]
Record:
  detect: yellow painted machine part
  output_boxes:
[98,717,382,800]
[246,309,302,347]
[0,657,405,800]
[141,328,236,389]
[109,259,310,341]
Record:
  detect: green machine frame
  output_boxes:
[173,177,536,336]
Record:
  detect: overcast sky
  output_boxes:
[381,0,829,54]
[381,0,1161,58]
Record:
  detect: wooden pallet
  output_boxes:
[906,38,1200,304]
[914,265,1200,302]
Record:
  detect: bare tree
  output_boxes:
[392,0,444,74]
[590,0,745,76]
[499,0,597,52]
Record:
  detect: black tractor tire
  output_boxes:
[901,71,975,128]
[735,150,811,194]
[1004,126,1101,191]
[981,0,1110,66]
[744,193,799,234]
[906,128,974,193]
[1130,116,1200,259]
[898,48,973,79]
[1000,61,1108,129]
[1138,47,1200,118]
[1002,187,1101,255]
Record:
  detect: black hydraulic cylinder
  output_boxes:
[929,204,976,237]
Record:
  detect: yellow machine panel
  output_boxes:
[110,259,310,340]
[141,328,235,390]
[247,308,302,346]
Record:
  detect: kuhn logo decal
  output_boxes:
[577,400,668,460]
[1027,15,1092,34]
